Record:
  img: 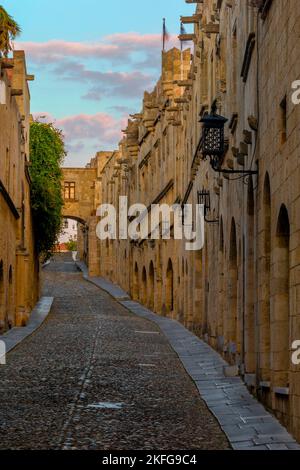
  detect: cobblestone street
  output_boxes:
[0,254,230,450]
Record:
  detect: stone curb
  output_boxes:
[75,261,130,300]
[0,297,54,356]
[76,262,300,451]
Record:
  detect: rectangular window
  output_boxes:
[280,96,287,144]
[260,0,273,20]
[64,182,75,200]
[241,33,256,83]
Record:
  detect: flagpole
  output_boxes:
[163,18,166,52]
[180,22,183,82]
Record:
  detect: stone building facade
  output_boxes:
[68,0,300,439]
[62,151,114,275]
[0,51,39,332]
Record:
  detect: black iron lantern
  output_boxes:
[200,103,228,170]
[200,103,258,176]
[197,189,219,224]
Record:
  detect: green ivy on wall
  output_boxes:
[29,121,66,260]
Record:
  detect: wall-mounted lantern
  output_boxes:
[197,189,219,224]
[200,102,258,176]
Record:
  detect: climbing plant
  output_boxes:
[29,121,66,260]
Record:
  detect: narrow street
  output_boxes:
[0,254,230,450]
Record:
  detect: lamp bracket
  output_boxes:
[208,155,258,175]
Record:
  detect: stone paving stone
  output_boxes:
[0,296,53,354]
[217,416,245,426]
[231,441,255,450]
[287,443,300,449]
[266,444,289,450]
[253,436,280,445]
[234,444,269,450]
[253,422,289,435]
[85,268,300,451]
[210,406,238,416]
[0,255,230,450]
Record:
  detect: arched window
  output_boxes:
[142,267,147,305]
[149,261,155,310]
[0,260,4,333]
[260,173,271,381]
[219,217,224,252]
[9,266,12,284]
[272,204,290,387]
[133,263,139,301]
[166,259,174,313]
[227,218,238,351]
[218,217,225,350]
[0,260,3,283]
[245,177,255,372]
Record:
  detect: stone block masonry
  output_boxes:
[0,51,39,333]
[63,0,300,442]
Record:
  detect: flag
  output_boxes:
[162,18,170,51]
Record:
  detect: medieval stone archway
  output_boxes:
[227,218,238,359]
[133,262,139,301]
[194,249,203,337]
[149,261,155,310]
[62,216,88,262]
[260,173,272,382]
[245,176,255,373]
[272,204,290,388]
[0,260,4,333]
[217,216,225,352]
[166,259,174,315]
[61,167,99,276]
[141,267,147,305]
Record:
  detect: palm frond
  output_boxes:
[0,5,21,57]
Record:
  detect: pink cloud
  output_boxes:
[57,113,124,143]
[15,32,179,65]
[52,61,155,100]
[105,32,174,48]
[16,33,180,102]
[33,112,126,147]
[15,40,120,63]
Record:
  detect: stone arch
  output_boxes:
[7,265,13,328]
[166,258,174,314]
[133,262,139,301]
[149,261,155,310]
[245,176,255,373]
[219,216,224,251]
[179,257,184,322]
[141,266,147,305]
[0,260,4,333]
[227,218,238,355]
[63,215,86,226]
[260,173,271,381]
[63,215,88,263]
[8,265,12,284]
[194,249,203,336]
[203,239,209,337]
[218,216,225,351]
[272,204,290,387]
[184,259,189,325]
[155,244,162,313]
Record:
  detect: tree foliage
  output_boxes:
[0,6,21,57]
[65,238,77,252]
[29,121,66,260]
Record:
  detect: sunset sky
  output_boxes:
[2,0,194,166]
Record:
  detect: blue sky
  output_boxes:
[2,0,195,166]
